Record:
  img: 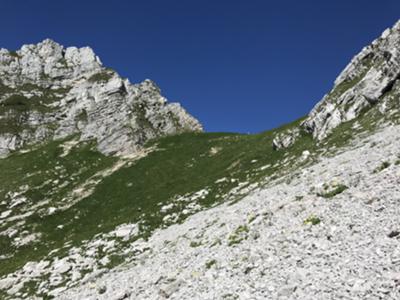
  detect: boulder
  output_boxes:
[272,128,301,150]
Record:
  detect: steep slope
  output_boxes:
[0,119,317,298]
[61,117,400,300]
[274,20,400,149]
[302,20,400,140]
[0,39,202,157]
[0,20,400,299]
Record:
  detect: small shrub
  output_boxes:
[0,94,54,114]
[8,51,20,58]
[2,95,30,108]
[388,230,400,238]
[373,161,390,173]
[105,254,125,269]
[77,110,88,122]
[317,184,348,199]
[205,259,217,269]
[88,71,113,83]
[98,285,107,294]
[228,225,249,246]
[222,293,239,300]
[190,241,202,248]
[304,215,321,225]
[235,225,249,234]
[210,238,222,247]
[247,214,257,223]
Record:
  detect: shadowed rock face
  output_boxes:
[302,20,400,140]
[0,39,202,157]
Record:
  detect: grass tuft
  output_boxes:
[373,161,391,173]
[317,184,348,199]
[304,215,321,226]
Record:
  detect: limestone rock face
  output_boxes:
[0,39,202,157]
[302,20,400,140]
[272,128,300,150]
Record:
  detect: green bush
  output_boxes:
[228,225,249,246]
[1,95,30,109]
[205,259,217,269]
[88,71,113,83]
[373,161,390,173]
[304,215,321,225]
[8,51,20,58]
[317,184,348,199]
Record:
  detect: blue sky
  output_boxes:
[1,1,399,133]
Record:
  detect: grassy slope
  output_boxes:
[0,88,398,297]
[0,117,313,277]
[0,139,117,276]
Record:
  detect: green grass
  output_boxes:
[1,43,399,298]
[304,215,321,226]
[205,259,217,269]
[1,89,65,112]
[0,138,117,277]
[8,51,20,58]
[329,55,373,101]
[373,161,391,173]
[2,94,33,110]
[0,81,12,94]
[88,71,114,83]
[0,117,315,278]
[0,93,395,295]
[309,55,374,121]
[228,225,249,246]
[0,84,70,135]
[0,236,13,256]
[0,105,385,282]
[189,241,202,248]
[317,184,348,199]
[76,109,88,122]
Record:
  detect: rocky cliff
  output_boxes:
[303,20,400,139]
[0,39,202,157]
[274,20,400,149]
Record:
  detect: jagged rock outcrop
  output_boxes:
[0,39,202,157]
[273,20,400,149]
[302,20,400,140]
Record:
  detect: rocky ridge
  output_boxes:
[0,39,202,157]
[303,20,400,139]
[274,19,400,148]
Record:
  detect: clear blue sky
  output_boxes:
[1,1,399,133]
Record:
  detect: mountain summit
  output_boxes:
[0,39,202,157]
